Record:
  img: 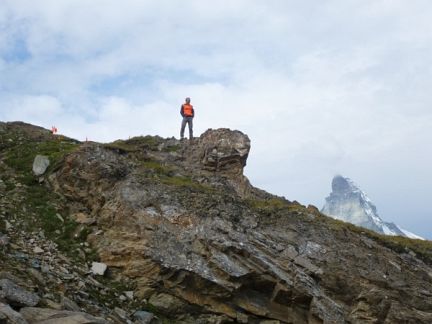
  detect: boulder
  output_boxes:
[91,262,107,276]
[133,310,154,324]
[0,279,40,307]
[20,308,107,323]
[0,302,27,324]
[32,155,50,176]
[192,128,250,173]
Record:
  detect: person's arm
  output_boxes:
[180,104,185,117]
[192,107,195,118]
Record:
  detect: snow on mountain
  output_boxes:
[321,175,424,240]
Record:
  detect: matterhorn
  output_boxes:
[322,175,423,239]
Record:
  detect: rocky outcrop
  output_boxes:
[322,175,423,239]
[0,279,40,307]
[47,129,432,323]
[2,122,432,323]
[20,308,107,323]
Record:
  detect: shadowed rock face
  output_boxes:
[45,129,432,323]
[331,175,353,195]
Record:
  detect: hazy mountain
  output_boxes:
[322,175,423,239]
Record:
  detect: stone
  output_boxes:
[27,268,46,286]
[5,221,12,231]
[113,307,127,319]
[32,155,50,176]
[0,279,40,307]
[133,310,154,324]
[42,298,63,310]
[125,291,134,300]
[91,262,107,276]
[148,293,186,314]
[0,234,9,247]
[61,295,81,312]
[20,307,107,323]
[0,302,27,324]
[33,246,44,254]
[73,213,96,225]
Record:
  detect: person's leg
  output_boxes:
[188,117,193,139]
[180,118,187,139]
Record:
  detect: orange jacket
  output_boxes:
[181,104,194,117]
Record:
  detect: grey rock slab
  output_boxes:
[133,310,154,324]
[20,307,108,323]
[0,279,40,307]
[32,155,50,176]
[0,233,9,246]
[61,295,81,312]
[0,302,28,324]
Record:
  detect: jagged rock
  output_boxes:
[20,307,107,323]
[0,279,40,307]
[194,128,250,173]
[148,293,187,314]
[125,291,134,300]
[42,128,432,323]
[91,262,107,276]
[27,268,46,286]
[3,123,432,323]
[61,295,81,312]
[32,155,50,176]
[0,302,27,324]
[133,310,154,324]
[33,246,44,254]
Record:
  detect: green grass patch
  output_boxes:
[126,135,161,149]
[104,141,138,153]
[161,176,214,192]
[106,136,180,155]
[141,160,174,176]
[247,197,289,211]
[17,183,89,259]
[162,144,180,153]
[4,139,79,174]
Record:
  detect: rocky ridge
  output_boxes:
[1,122,432,323]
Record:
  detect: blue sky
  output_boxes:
[1,0,432,238]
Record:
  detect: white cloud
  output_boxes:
[1,0,432,238]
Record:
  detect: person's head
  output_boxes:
[185,97,191,104]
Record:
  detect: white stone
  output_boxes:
[33,247,44,254]
[32,155,50,176]
[91,262,107,276]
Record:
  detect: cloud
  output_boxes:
[1,0,432,237]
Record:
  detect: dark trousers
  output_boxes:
[180,117,193,139]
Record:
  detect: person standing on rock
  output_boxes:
[180,97,194,140]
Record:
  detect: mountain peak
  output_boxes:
[332,175,357,194]
[322,175,423,239]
